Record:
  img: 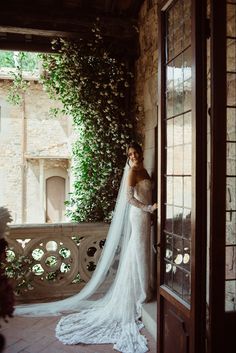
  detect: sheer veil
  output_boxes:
[15,163,131,317]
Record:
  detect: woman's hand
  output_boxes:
[151,203,158,212]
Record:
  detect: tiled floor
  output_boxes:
[0,316,157,353]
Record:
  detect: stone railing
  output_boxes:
[5,223,109,304]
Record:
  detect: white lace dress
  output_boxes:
[56,179,153,353]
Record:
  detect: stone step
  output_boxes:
[141,301,157,341]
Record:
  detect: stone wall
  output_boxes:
[0,79,72,224]
[136,0,159,295]
[136,0,158,177]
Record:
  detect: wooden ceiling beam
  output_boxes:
[0,40,53,53]
[0,34,139,58]
[0,26,81,40]
[0,10,137,40]
[0,1,141,57]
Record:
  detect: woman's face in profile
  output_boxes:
[128,147,142,167]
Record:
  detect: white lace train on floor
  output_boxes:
[56,179,152,353]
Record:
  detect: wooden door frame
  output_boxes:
[208,1,234,353]
[209,0,227,350]
[191,1,208,351]
[157,0,207,352]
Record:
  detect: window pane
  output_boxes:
[184,112,192,144]
[183,208,191,238]
[173,207,183,235]
[164,0,192,305]
[227,143,236,175]
[165,206,173,233]
[226,2,236,311]
[227,108,236,141]
[183,177,191,208]
[226,246,236,280]
[166,147,174,175]
[227,39,236,72]
[173,145,184,174]
[227,73,236,106]
[167,118,174,146]
[183,144,192,174]
[173,177,183,206]
[226,211,236,245]
[227,4,236,37]
[166,176,173,204]
[225,280,236,311]
[226,177,236,211]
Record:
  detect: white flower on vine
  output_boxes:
[68,204,78,212]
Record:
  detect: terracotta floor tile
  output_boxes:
[1,316,157,353]
[3,338,30,353]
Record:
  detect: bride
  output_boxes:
[15,142,157,353]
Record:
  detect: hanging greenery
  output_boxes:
[40,20,139,222]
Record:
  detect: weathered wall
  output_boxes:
[0,79,71,224]
[135,0,158,177]
[136,0,159,296]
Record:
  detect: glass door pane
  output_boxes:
[164,0,192,304]
[226,1,236,312]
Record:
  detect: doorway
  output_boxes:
[46,176,66,223]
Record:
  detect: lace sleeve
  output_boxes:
[127,185,153,213]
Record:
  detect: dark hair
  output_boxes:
[126,142,143,165]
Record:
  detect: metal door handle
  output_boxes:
[152,243,160,254]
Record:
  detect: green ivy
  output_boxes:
[40,21,139,222]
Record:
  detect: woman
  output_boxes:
[16,142,157,353]
[126,142,157,302]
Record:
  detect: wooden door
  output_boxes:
[157,1,207,352]
[208,1,236,352]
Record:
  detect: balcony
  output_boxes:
[1,222,156,352]
[5,223,109,303]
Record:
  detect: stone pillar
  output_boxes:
[39,159,45,222]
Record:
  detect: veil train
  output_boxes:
[15,164,131,317]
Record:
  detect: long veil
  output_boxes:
[15,163,131,317]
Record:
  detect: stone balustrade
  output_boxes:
[5,222,109,304]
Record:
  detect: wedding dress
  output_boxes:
[15,165,153,353]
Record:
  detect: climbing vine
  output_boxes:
[40,21,139,222]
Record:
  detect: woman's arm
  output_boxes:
[126,169,157,213]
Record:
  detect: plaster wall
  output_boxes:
[0,79,71,224]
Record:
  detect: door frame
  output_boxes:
[208,2,236,353]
